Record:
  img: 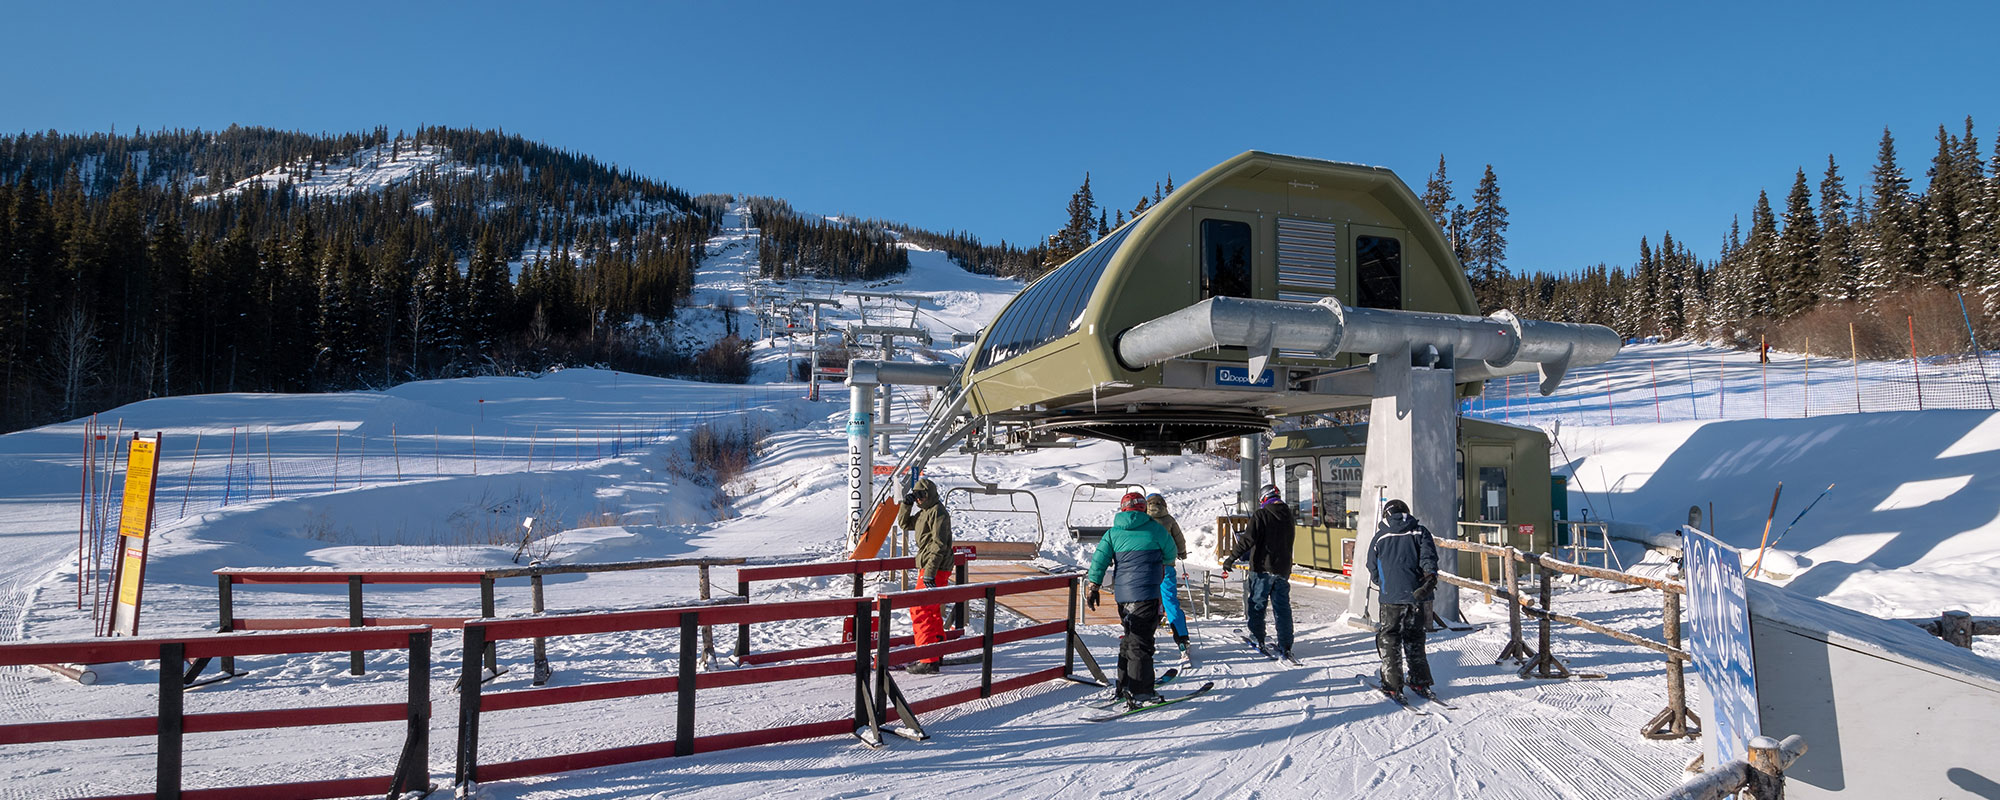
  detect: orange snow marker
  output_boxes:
[848,498,903,559]
[1749,483,1783,577]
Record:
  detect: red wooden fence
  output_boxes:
[0,626,432,800]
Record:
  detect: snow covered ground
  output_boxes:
[2,206,1995,797]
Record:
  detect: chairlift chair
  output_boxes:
[1063,447,1147,544]
[942,452,1046,550]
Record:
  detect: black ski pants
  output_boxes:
[1115,599,1163,699]
[1376,602,1433,692]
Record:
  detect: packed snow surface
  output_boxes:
[2,204,1995,797]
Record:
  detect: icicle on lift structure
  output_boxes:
[843,151,1621,624]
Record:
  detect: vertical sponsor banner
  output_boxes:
[1684,525,1760,763]
[109,434,163,636]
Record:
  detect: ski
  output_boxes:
[1084,668,1180,709]
[1409,685,1459,710]
[1358,674,1429,716]
[1085,681,1215,721]
[1239,633,1303,665]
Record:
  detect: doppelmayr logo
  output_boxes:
[1213,366,1275,388]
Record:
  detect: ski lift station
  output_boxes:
[845,150,1622,623]
[1267,417,1557,581]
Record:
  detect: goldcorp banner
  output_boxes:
[110,434,164,636]
[1683,525,1761,764]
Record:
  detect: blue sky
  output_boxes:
[6,1,1997,274]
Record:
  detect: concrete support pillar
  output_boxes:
[847,382,874,545]
[1238,434,1262,515]
[1348,347,1462,624]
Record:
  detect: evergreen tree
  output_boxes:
[1981,125,2000,313]
[413,246,462,372]
[149,213,191,397]
[462,228,513,360]
[1816,155,1859,302]
[1465,164,1509,308]
[1046,173,1098,267]
[1420,155,1454,233]
[1634,237,1659,338]
[1922,125,1966,288]
[1776,168,1821,315]
[1858,127,1920,295]
[270,220,320,390]
[1743,190,1780,318]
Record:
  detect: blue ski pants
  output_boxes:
[1159,566,1188,640]
[1245,571,1294,654]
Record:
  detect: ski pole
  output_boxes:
[1763,483,1835,553]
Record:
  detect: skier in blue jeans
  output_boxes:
[1222,484,1295,658]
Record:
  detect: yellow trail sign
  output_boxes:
[109,434,162,636]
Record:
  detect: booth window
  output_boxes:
[1202,219,1253,299]
[1355,234,1402,309]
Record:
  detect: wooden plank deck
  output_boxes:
[968,561,1121,626]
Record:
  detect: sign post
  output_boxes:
[1684,525,1761,764]
[107,433,163,637]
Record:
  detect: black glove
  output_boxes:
[1219,557,1236,575]
[1084,582,1102,611]
[1415,572,1438,600]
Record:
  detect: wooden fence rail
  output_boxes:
[733,552,975,664]
[0,626,432,800]
[453,571,1104,792]
[1431,537,1699,740]
[211,557,745,683]
[1650,734,1808,800]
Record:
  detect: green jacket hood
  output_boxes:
[1113,510,1155,529]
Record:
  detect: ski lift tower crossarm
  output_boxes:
[843,290,929,328]
[793,298,842,400]
[846,325,934,452]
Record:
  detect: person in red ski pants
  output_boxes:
[900,478,953,674]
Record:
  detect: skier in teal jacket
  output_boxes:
[1084,492,1179,707]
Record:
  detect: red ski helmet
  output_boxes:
[1119,492,1147,512]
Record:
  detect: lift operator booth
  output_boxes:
[1268,419,1554,579]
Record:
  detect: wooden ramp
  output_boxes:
[968,561,1121,626]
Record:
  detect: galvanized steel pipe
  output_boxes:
[848,360,958,387]
[1113,297,1619,395]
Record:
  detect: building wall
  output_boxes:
[1748,598,2000,797]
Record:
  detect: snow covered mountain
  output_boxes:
[2,199,1997,798]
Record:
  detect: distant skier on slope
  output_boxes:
[1145,492,1195,663]
[1366,498,1439,700]
[1083,492,1179,707]
[899,477,953,675]
[1221,484,1295,660]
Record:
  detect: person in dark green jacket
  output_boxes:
[1084,492,1178,706]
[899,477,953,674]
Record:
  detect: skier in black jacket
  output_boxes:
[1222,484,1295,658]
[1366,498,1439,699]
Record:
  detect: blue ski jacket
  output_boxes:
[1086,511,1177,603]
[1367,512,1438,605]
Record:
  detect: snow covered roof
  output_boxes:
[1748,580,2000,689]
